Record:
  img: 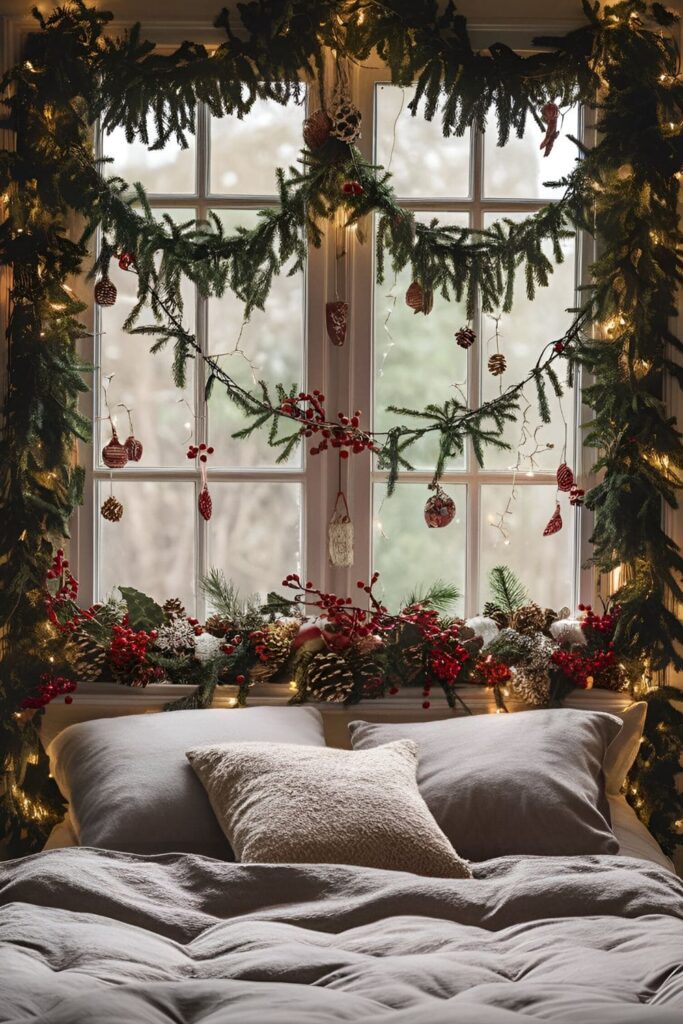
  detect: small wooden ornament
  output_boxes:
[101,495,123,522]
[330,97,362,144]
[328,491,354,567]
[543,503,563,536]
[405,280,434,315]
[556,463,574,492]
[455,326,476,349]
[94,275,117,307]
[198,485,212,521]
[325,300,348,346]
[124,435,143,462]
[303,108,332,149]
[488,352,507,376]
[101,431,128,469]
[424,485,456,529]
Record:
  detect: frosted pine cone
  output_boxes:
[305,651,355,703]
[511,602,546,635]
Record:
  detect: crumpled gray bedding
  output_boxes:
[0,847,681,1023]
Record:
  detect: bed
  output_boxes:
[0,703,681,1023]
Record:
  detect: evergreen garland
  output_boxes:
[0,0,681,855]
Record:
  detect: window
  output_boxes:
[79,59,584,616]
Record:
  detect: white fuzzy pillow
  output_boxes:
[186,739,471,879]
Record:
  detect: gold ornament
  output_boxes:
[100,495,123,522]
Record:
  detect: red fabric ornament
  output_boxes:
[405,280,433,315]
[101,431,128,469]
[94,275,117,306]
[198,484,212,521]
[543,502,563,536]
[118,251,135,270]
[556,463,574,492]
[540,101,560,157]
[124,435,143,462]
[424,485,456,529]
[569,486,586,507]
[341,180,363,196]
[325,300,348,346]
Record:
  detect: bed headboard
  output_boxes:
[40,680,634,751]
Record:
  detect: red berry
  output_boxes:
[235,674,246,684]
[422,700,431,709]
[64,695,73,704]
[340,450,349,459]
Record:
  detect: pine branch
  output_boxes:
[488,565,528,614]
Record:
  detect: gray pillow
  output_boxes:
[187,739,471,878]
[349,709,622,861]
[47,706,326,858]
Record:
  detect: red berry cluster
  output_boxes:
[251,628,285,664]
[399,603,471,702]
[187,443,214,463]
[553,341,565,353]
[476,654,512,687]
[551,647,616,688]
[578,603,620,638]
[109,624,157,672]
[282,572,387,643]
[279,391,375,459]
[21,672,77,710]
[220,635,243,657]
[341,180,364,196]
[118,251,135,270]
[44,549,100,632]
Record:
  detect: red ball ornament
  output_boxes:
[124,435,143,462]
[556,463,574,492]
[406,280,434,315]
[118,251,135,271]
[424,485,456,529]
[554,341,565,353]
[101,431,128,469]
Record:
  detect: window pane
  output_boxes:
[210,95,304,196]
[207,482,302,601]
[483,106,579,200]
[373,482,466,615]
[373,212,469,471]
[102,116,196,194]
[375,84,471,198]
[480,484,573,609]
[207,210,304,468]
[97,480,196,610]
[479,215,576,471]
[98,211,195,469]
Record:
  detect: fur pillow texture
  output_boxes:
[186,739,471,878]
[349,708,622,861]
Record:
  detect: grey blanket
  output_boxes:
[0,848,682,1022]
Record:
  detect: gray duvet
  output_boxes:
[0,848,682,1023]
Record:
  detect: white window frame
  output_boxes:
[72,30,596,616]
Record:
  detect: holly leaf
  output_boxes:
[118,586,165,631]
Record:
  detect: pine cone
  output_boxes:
[163,598,186,621]
[305,651,355,703]
[67,627,107,682]
[511,602,546,635]
[204,613,234,638]
[595,664,630,692]
[250,620,300,683]
[511,666,549,706]
[345,644,383,699]
[483,601,510,629]
[543,607,559,634]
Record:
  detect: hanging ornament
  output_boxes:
[326,300,348,346]
[540,101,560,157]
[101,430,128,469]
[405,280,434,315]
[424,484,456,529]
[488,352,507,376]
[188,442,215,521]
[455,326,476,349]
[118,251,135,271]
[330,97,362,144]
[101,495,123,522]
[341,179,364,196]
[303,108,332,150]
[198,485,212,521]
[94,275,117,307]
[328,491,354,567]
[556,462,574,492]
[543,503,563,536]
[124,435,143,462]
[569,486,586,507]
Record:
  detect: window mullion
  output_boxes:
[195,101,210,618]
